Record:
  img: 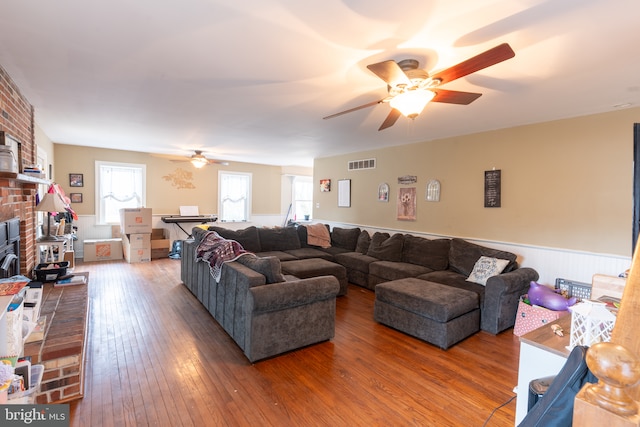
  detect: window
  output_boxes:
[219,171,252,222]
[292,176,312,220]
[96,161,146,224]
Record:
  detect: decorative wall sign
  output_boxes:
[320,179,331,192]
[484,169,501,207]
[338,179,351,207]
[426,179,441,202]
[397,175,417,185]
[397,187,416,221]
[378,183,389,202]
[162,168,196,189]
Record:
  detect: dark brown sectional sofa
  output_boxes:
[181,223,539,358]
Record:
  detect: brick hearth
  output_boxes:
[23,280,88,403]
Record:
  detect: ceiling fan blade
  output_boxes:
[367,60,412,87]
[378,108,402,131]
[431,89,482,105]
[323,99,385,120]
[430,43,515,85]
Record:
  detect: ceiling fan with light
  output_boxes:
[172,150,229,168]
[323,43,515,130]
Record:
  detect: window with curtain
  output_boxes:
[96,161,146,224]
[292,176,313,220]
[219,171,252,222]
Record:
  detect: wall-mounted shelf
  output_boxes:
[0,172,50,186]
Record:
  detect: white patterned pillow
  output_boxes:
[466,256,510,286]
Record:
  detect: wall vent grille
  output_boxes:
[348,158,376,171]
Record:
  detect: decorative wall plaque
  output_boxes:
[484,169,501,208]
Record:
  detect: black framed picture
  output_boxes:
[69,173,84,187]
[70,193,83,203]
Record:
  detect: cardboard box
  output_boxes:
[151,228,170,259]
[119,208,152,234]
[122,233,151,263]
[63,249,75,268]
[84,238,123,261]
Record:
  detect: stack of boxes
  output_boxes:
[119,208,152,263]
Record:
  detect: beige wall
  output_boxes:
[53,144,284,216]
[314,107,638,257]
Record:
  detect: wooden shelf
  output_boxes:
[0,172,50,185]
[0,172,49,185]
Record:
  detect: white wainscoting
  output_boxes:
[73,215,631,287]
[320,221,631,287]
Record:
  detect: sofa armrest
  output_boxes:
[481,267,539,334]
[248,276,340,313]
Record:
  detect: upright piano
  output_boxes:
[161,214,218,238]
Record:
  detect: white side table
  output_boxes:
[514,315,572,425]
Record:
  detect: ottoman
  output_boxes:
[374,278,480,349]
[281,258,348,296]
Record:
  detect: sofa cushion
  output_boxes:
[258,227,302,251]
[355,230,371,254]
[369,260,433,282]
[285,247,334,261]
[448,238,517,277]
[236,255,286,285]
[401,235,450,271]
[466,256,510,286]
[254,251,299,262]
[367,232,404,262]
[208,225,262,253]
[334,252,378,274]
[418,270,487,305]
[331,227,361,251]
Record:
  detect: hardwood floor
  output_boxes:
[68,258,522,426]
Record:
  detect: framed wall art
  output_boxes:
[320,179,331,192]
[397,187,417,221]
[378,183,389,202]
[338,179,351,207]
[484,169,501,207]
[69,173,84,187]
[70,193,83,203]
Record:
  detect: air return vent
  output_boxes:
[348,158,376,171]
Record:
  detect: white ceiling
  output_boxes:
[1,0,639,167]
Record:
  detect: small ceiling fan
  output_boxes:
[172,150,229,168]
[323,43,515,130]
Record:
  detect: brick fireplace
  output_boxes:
[0,64,42,276]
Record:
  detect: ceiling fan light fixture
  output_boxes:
[390,89,435,119]
[190,154,208,168]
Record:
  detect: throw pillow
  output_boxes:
[466,256,510,286]
[355,230,371,254]
[366,232,404,262]
[331,227,361,251]
[236,255,286,284]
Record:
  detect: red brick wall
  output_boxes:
[0,64,39,274]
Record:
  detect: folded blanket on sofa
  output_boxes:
[306,223,331,248]
[196,231,250,282]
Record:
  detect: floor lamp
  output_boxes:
[36,193,67,242]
